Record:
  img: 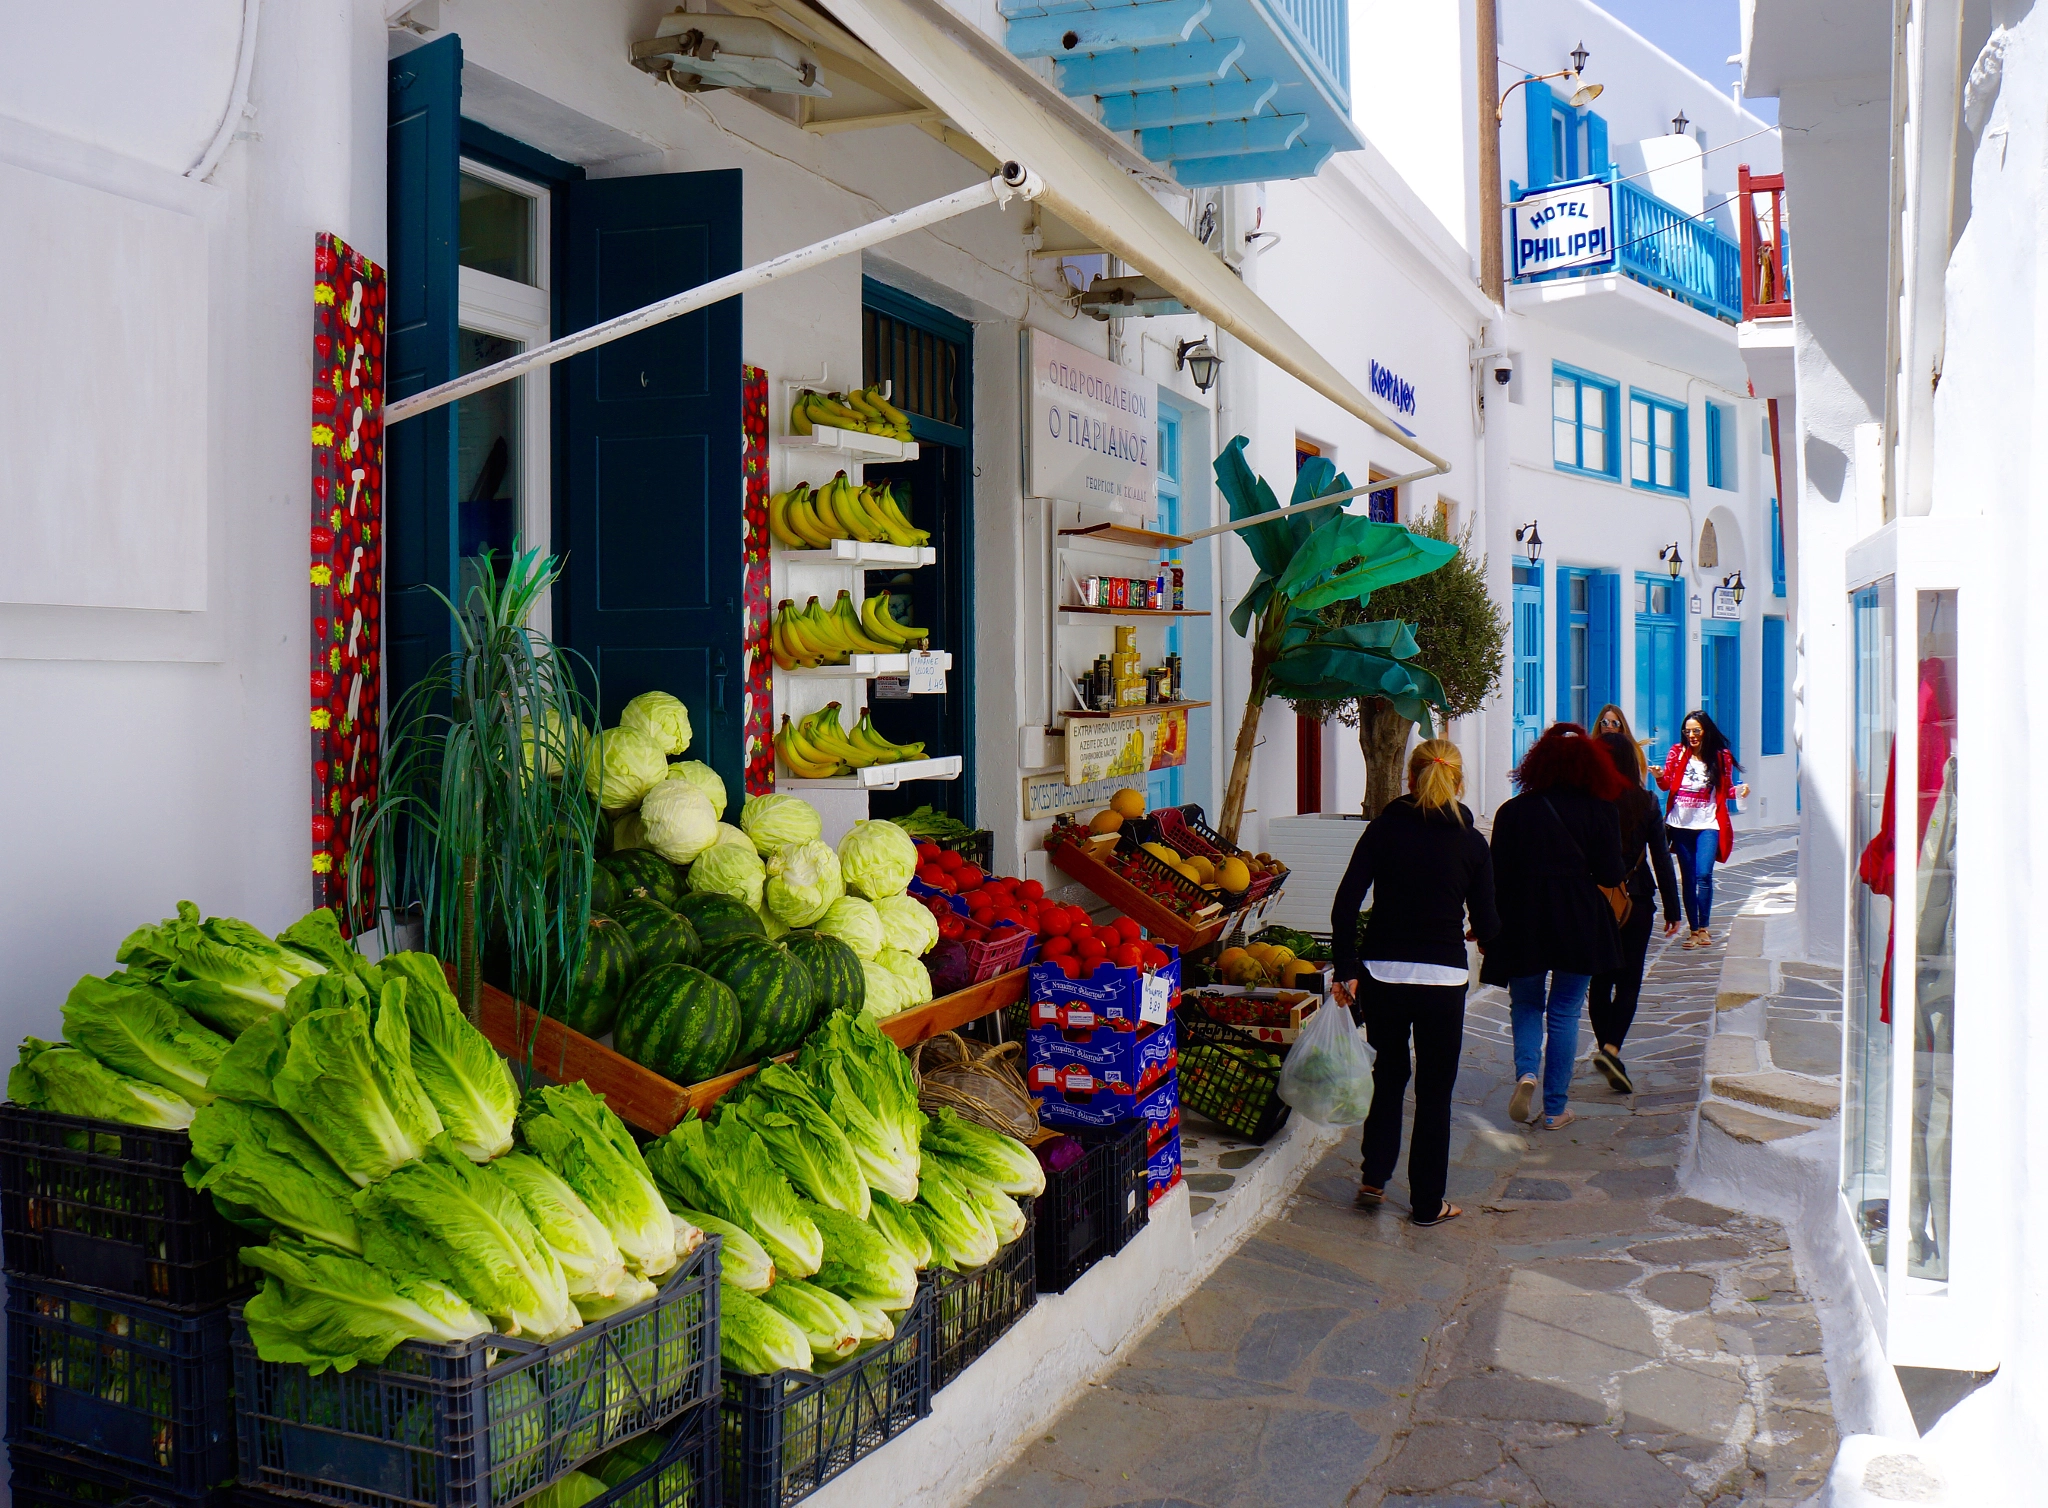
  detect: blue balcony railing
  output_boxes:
[1613,180,1743,323]
[1253,0,1348,105]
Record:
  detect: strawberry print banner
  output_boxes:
[742,365,776,796]
[310,234,387,926]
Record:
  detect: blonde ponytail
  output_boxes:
[1408,739,1466,823]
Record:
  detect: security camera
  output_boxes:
[1492,355,1515,385]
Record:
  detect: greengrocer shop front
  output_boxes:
[1,1,1445,1504]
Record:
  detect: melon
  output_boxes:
[562,915,638,1039]
[589,864,624,919]
[615,963,741,1085]
[705,938,818,1069]
[601,848,683,910]
[610,897,701,971]
[672,891,766,954]
[781,931,865,1021]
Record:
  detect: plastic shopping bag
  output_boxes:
[1276,1002,1375,1125]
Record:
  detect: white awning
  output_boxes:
[817,0,1450,477]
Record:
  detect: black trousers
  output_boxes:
[1357,975,1467,1222]
[1588,902,1655,1052]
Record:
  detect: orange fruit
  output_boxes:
[1089,809,1124,835]
[1111,788,1147,819]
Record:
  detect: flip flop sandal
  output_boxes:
[1544,1110,1578,1131]
[1411,1204,1463,1228]
[1508,1076,1538,1124]
[1355,1184,1386,1209]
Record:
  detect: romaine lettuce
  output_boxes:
[516,1082,680,1279]
[185,1099,361,1252]
[241,1236,491,1374]
[8,1037,194,1128]
[61,974,228,1107]
[272,978,443,1186]
[378,952,517,1161]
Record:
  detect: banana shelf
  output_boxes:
[775,538,936,568]
[781,650,952,680]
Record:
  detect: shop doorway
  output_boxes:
[859,279,972,824]
[1149,400,1187,812]
[1511,561,1544,764]
[1635,574,1685,766]
[1701,619,1742,760]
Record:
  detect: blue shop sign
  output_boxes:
[1511,177,1616,279]
[1369,359,1416,416]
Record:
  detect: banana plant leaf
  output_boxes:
[1279,618,1420,658]
[1214,436,1302,578]
[1277,518,1459,616]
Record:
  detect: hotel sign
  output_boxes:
[1510,177,1616,279]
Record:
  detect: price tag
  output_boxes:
[908,649,946,694]
[1140,972,1171,1025]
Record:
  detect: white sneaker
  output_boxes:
[1509,1075,1538,1124]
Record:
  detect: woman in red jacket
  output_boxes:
[1654,711,1749,947]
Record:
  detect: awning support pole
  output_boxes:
[385,163,1043,425]
[1175,465,1443,542]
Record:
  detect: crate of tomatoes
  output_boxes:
[908,847,1044,985]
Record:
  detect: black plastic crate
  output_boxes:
[1034,1123,1148,1294]
[574,1397,720,1508]
[5,1278,237,1496]
[0,1106,257,1309]
[232,1237,719,1508]
[1174,1008,1293,1143]
[923,1201,1036,1391]
[8,1441,229,1508]
[721,1281,931,1508]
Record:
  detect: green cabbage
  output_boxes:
[764,840,845,928]
[726,1063,870,1218]
[378,953,517,1161]
[666,1206,774,1290]
[519,707,586,779]
[665,760,727,818]
[356,1138,580,1340]
[872,949,932,1009]
[585,725,668,811]
[241,1236,491,1374]
[720,1282,812,1375]
[804,1201,918,1309]
[491,1151,628,1301]
[816,897,884,960]
[754,904,790,940]
[643,1114,823,1279]
[9,1037,194,1128]
[272,978,443,1186]
[517,1083,681,1279]
[620,691,694,756]
[639,780,719,864]
[115,900,328,1037]
[608,812,647,851]
[760,1278,860,1363]
[740,793,822,854]
[836,820,919,900]
[712,822,752,849]
[686,839,765,910]
[867,1190,933,1271]
[858,957,908,1019]
[920,1107,1046,1197]
[873,895,939,958]
[795,1014,922,1202]
[61,975,228,1106]
[186,1099,362,1251]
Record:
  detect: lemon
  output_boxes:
[1089,810,1124,835]
[1111,788,1147,819]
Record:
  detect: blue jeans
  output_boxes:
[1670,826,1720,931]
[1509,972,1592,1118]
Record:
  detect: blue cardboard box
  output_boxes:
[1026,1007,1176,1089]
[1027,946,1182,1023]
[1031,1067,1180,1146]
[1146,1130,1183,1204]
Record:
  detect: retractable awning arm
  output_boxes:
[384,162,1043,426]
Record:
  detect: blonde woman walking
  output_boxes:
[1330,740,1499,1227]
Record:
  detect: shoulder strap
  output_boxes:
[1538,794,1591,875]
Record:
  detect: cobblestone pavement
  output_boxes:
[975,847,1835,1508]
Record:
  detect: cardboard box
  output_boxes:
[1033,1068,1180,1142]
[1028,946,1182,1024]
[1027,1009,1176,1087]
[1146,1130,1183,1204]
[1182,988,1323,1044]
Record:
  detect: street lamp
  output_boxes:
[1176,337,1221,393]
[1660,542,1684,578]
[1496,52,1604,122]
[1724,570,1746,604]
[1515,521,1543,564]
[1672,108,1690,136]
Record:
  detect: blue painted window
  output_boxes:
[1512,561,1545,765]
[1761,616,1787,755]
[1552,365,1619,478]
[1770,496,1787,596]
[1556,569,1621,726]
[1629,391,1688,495]
[1367,480,1396,521]
[1705,400,1736,490]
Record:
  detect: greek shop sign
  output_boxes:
[1369,360,1416,417]
[1511,178,1616,279]
[1027,328,1156,511]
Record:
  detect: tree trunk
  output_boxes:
[1358,698,1414,818]
[1218,638,1277,846]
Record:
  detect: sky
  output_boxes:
[1585,0,1777,124]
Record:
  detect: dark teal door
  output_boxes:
[556,170,745,799]
[1635,574,1684,766]
[1702,620,1742,760]
[1512,562,1544,765]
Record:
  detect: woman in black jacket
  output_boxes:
[1587,731,1682,1094]
[1330,739,1500,1227]
[1484,724,1628,1130]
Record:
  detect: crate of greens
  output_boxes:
[1173,1008,1293,1144]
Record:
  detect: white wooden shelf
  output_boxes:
[777,424,919,462]
[781,754,963,790]
[775,540,936,567]
[1057,523,1192,550]
[1057,608,1210,628]
[781,651,951,679]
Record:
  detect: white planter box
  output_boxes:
[1260,812,1367,934]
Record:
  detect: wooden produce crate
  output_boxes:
[1182,987,1322,1045]
[1044,831,1224,954]
[477,969,1030,1137]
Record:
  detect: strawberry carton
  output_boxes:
[1146,1130,1183,1205]
[1030,1063,1180,1140]
[1028,943,1181,1025]
[1026,1005,1177,1087]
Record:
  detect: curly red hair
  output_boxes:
[1513,722,1631,801]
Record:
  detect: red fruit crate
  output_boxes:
[1147,807,1287,914]
[1043,824,1223,953]
[907,877,1037,983]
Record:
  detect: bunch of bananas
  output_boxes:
[769,472,929,550]
[790,386,912,441]
[771,590,928,670]
[776,703,926,779]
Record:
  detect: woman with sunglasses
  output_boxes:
[1592,704,1649,782]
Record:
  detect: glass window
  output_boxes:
[1551,367,1617,477]
[1553,375,1578,466]
[456,328,521,599]
[1630,393,1688,494]
[1845,579,1898,1273]
[459,172,536,284]
[1908,591,1957,1282]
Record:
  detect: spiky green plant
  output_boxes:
[349,547,600,1029]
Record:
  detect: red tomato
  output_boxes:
[1112,942,1144,968]
[915,841,942,862]
[953,887,984,910]
[1058,955,1084,979]
[1113,916,1143,943]
[917,864,953,890]
[1094,925,1124,951]
[936,849,965,872]
[1041,935,1073,958]
[1140,946,1170,970]
[1041,909,1072,936]
[954,864,986,890]
[1075,934,1108,960]
[1017,879,1045,903]
[970,907,996,926]
[993,909,1025,928]
[962,921,988,941]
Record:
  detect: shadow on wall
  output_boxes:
[1804,437,1849,504]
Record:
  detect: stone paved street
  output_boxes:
[975,848,1836,1508]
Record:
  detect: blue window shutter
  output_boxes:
[1586,111,1609,176]
[1704,402,1722,489]
[1590,571,1620,710]
[1524,79,1557,189]
[1554,570,1571,722]
[1762,617,1786,754]
[557,170,748,801]
[385,34,462,711]
[1771,497,1787,595]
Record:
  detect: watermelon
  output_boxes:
[705,938,818,1070]
[602,849,683,910]
[611,898,701,970]
[672,892,766,954]
[615,964,742,1085]
[782,931,865,1020]
[590,864,624,919]
[563,916,638,1038]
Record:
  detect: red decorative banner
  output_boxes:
[310,234,387,926]
[741,365,776,796]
